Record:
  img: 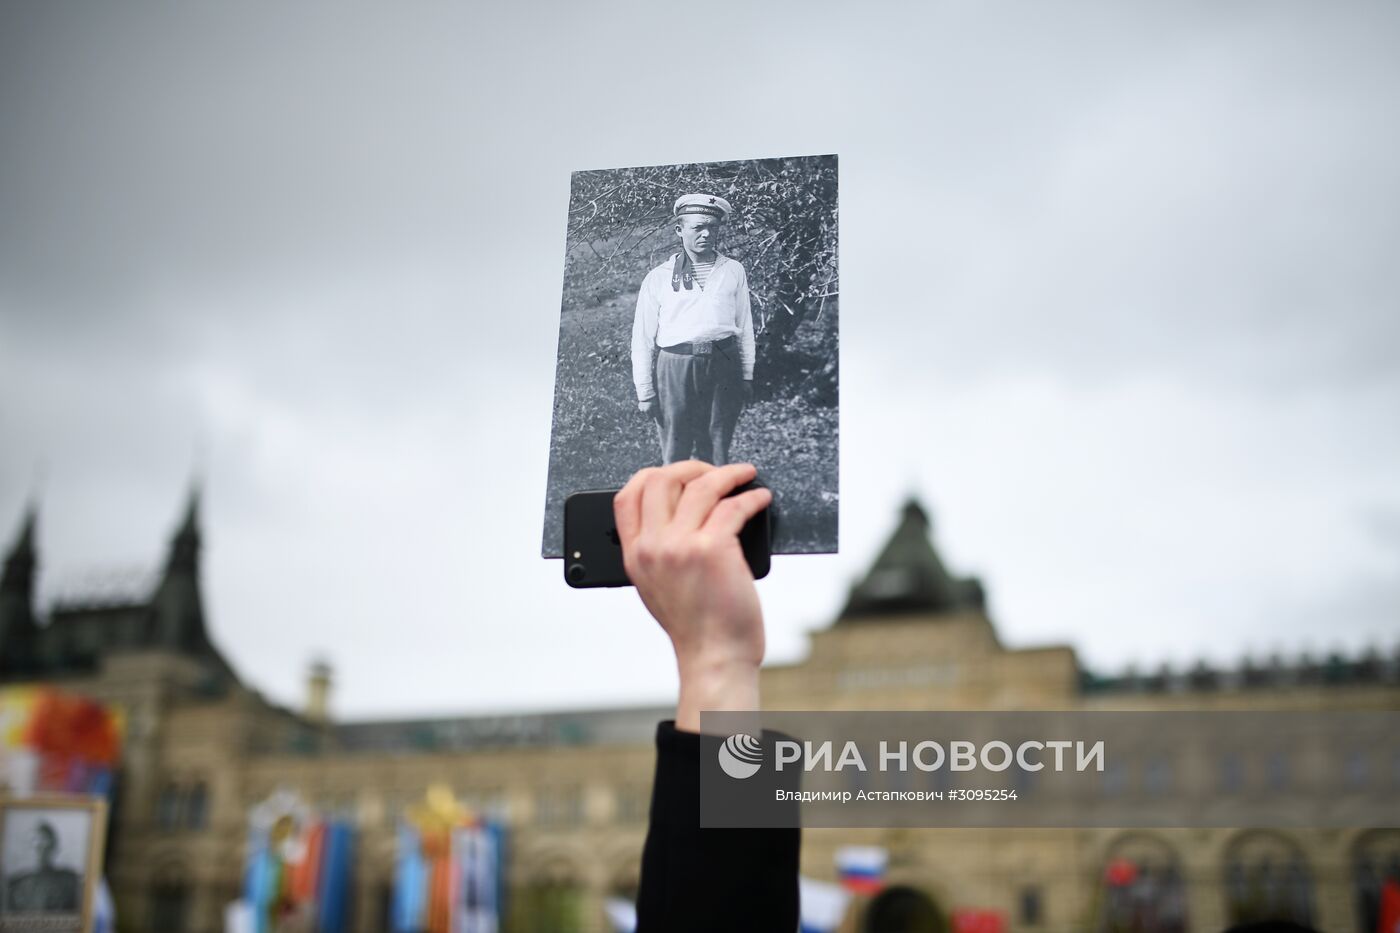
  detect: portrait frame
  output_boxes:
[541,153,841,558]
[0,795,107,933]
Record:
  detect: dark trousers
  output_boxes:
[655,344,745,465]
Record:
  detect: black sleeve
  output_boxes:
[635,720,801,933]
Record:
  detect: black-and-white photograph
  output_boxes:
[541,154,839,557]
[0,797,104,931]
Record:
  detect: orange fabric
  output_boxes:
[290,822,325,902]
[21,688,122,764]
[428,853,452,933]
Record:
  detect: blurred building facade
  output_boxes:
[1,495,1398,933]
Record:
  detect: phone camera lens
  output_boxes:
[567,563,586,584]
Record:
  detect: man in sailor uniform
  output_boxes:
[630,193,756,465]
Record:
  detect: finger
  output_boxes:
[613,468,654,548]
[673,462,759,531]
[701,486,772,539]
[640,460,711,532]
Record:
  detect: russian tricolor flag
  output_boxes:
[835,845,887,895]
[800,876,852,933]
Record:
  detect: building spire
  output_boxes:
[2,502,37,596]
[0,502,40,673]
[169,481,201,571]
[151,483,205,651]
[142,479,239,685]
[838,496,985,622]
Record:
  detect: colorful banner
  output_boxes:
[1,686,123,930]
[241,789,355,933]
[799,875,852,933]
[0,685,125,797]
[392,784,508,933]
[835,845,887,895]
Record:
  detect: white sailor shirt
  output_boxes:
[630,253,756,402]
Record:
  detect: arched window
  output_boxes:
[151,862,190,932]
[1094,833,1187,933]
[1223,831,1314,927]
[151,883,189,931]
[185,781,208,830]
[1353,829,1400,932]
[156,782,182,831]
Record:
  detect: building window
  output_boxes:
[1345,749,1370,788]
[151,883,189,932]
[185,781,208,830]
[1353,829,1400,933]
[1219,752,1244,794]
[1100,759,1127,797]
[1095,833,1187,933]
[1224,831,1314,928]
[535,786,583,827]
[1144,757,1173,795]
[1019,886,1042,926]
[384,791,410,828]
[157,782,182,831]
[1266,751,1290,792]
[614,785,648,824]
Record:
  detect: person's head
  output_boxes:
[32,821,57,866]
[675,213,721,258]
[671,193,732,259]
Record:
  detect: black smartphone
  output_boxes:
[562,482,773,588]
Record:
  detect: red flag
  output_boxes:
[952,908,1005,933]
[1377,878,1400,933]
[1104,858,1138,888]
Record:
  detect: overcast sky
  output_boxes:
[2,1,1397,720]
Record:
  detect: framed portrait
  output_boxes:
[542,153,840,558]
[0,796,107,933]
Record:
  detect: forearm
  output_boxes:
[632,347,658,401]
[636,721,801,933]
[675,656,760,735]
[737,274,756,379]
[632,278,660,399]
[620,463,796,933]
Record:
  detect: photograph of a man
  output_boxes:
[0,799,102,931]
[632,194,756,465]
[542,153,838,558]
[4,821,80,912]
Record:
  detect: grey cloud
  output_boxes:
[2,0,1397,716]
